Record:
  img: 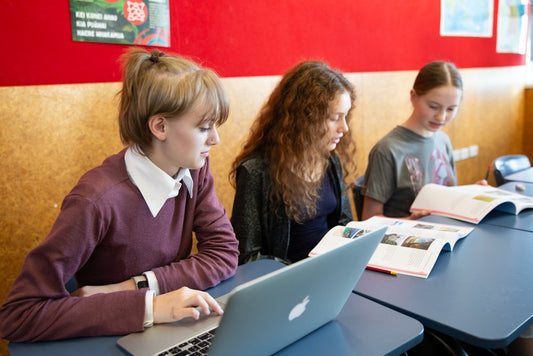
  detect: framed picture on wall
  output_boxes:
[496,0,529,54]
[440,0,493,37]
[70,0,170,47]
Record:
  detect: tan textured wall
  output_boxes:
[524,87,533,160]
[453,67,526,185]
[0,66,526,353]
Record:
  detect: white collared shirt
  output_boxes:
[124,146,193,217]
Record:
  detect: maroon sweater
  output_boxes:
[0,149,239,342]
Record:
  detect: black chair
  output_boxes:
[491,154,531,186]
[352,175,365,221]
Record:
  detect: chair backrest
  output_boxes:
[352,175,365,221]
[492,154,531,186]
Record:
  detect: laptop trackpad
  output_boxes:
[117,295,227,356]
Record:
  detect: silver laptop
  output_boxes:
[117,226,386,356]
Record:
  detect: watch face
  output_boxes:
[137,280,149,289]
[133,276,149,290]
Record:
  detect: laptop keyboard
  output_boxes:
[157,328,217,356]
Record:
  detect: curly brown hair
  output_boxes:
[230,60,357,222]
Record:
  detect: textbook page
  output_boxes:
[410,184,533,224]
[309,216,473,278]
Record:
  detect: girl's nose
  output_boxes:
[435,110,446,122]
[339,118,349,133]
[208,127,220,145]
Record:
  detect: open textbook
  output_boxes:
[410,183,533,224]
[309,216,474,278]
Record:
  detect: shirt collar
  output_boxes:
[124,146,193,217]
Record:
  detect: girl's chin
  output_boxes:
[188,157,207,169]
[428,123,445,130]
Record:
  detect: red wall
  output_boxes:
[0,0,526,86]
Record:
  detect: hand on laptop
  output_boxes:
[153,287,224,324]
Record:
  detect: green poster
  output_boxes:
[70,0,170,47]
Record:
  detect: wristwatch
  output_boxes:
[132,275,149,289]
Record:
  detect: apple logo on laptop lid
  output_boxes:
[288,296,310,321]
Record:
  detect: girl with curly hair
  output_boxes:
[230,60,357,264]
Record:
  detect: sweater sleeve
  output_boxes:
[0,195,147,342]
[230,161,265,264]
[330,154,353,226]
[152,158,239,294]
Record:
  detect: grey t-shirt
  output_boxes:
[363,125,457,217]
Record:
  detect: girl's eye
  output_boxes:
[199,127,211,132]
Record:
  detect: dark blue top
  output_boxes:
[287,173,337,262]
[231,153,353,265]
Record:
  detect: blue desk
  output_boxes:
[479,182,533,232]
[9,259,423,356]
[499,181,533,196]
[481,208,533,233]
[504,167,533,184]
[354,218,533,349]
